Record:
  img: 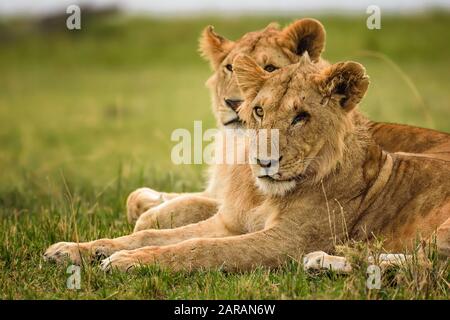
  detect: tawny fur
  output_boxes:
[126,19,449,230]
[44,57,450,272]
[127,18,330,226]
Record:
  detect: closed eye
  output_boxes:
[291,111,310,125]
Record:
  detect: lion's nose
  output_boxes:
[256,156,282,168]
[224,99,243,111]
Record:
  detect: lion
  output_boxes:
[44,55,450,272]
[126,18,330,227]
[126,19,450,233]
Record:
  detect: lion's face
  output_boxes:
[234,55,369,196]
[199,19,326,129]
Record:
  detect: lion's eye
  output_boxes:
[264,64,278,72]
[253,106,264,119]
[225,64,233,72]
[292,111,310,125]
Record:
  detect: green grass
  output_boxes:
[0,12,449,299]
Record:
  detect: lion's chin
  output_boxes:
[255,177,297,196]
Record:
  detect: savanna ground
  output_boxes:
[0,12,449,299]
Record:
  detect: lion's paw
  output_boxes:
[92,244,119,261]
[303,251,352,273]
[44,242,87,265]
[126,188,165,223]
[100,250,138,272]
[303,251,328,271]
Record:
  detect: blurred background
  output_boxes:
[0,0,449,199]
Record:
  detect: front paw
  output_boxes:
[303,251,352,273]
[100,250,139,272]
[91,241,121,261]
[44,242,87,265]
[303,251,328,271]
[100,249,157,272]
[126,188,165,223]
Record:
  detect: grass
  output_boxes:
[0,12,449,299]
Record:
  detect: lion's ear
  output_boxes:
[233,55,269,100]
[316,61,369,112]
[199,26,234,69]
[280,18,326,62]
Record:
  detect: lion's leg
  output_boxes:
[44,214,234,265]
[437,217,450,257]
[133,195,219,231]
[126,188,211,223]
[100,225,303,272]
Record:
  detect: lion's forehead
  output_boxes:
[238,28,279,44]
[230,32,291,65]
[264,65,320,100]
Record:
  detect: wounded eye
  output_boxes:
[225,64,233,72]
[291,111,310,125]
[264,64,278,72]
[253,106,264,119]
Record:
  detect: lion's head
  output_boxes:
[199,18,326,129]
[233,54,369,196]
